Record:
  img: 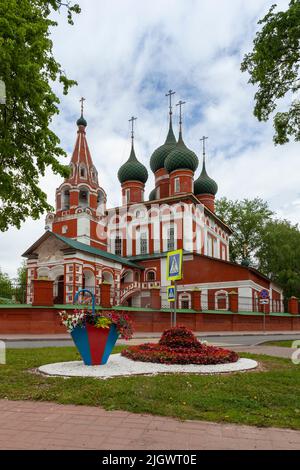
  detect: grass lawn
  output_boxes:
[263,340,295,348]
[0,346,299,430]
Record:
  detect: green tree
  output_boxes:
[215,197,274,264]
[0,267,13,303]
[0,0,80,231]
[241,0,300,144]
[257,219,300,298]
[16,260,27,286]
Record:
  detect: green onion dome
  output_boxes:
[118,144,148,184]
[77,115,87,127]
[149,188,156,200]
[194,160,218,196]
[241,258,250,267]
[150,120,177,173]
[164,131,198,174]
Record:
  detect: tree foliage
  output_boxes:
[241,0,300,144]
[0,0,80,231]
[216,197,300,298]
[215,197,274,264]
[257,219,300,299]
[0,267,12,303]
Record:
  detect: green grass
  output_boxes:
[263,340,295,348]
[0,346,300,429]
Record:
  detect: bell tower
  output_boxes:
[45,98,108,250]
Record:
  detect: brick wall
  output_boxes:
[0,307,299,334]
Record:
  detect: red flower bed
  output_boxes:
[121,325,239,365]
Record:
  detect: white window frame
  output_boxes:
[179,292,191,309]
[215,290,229,311]
[174,177,180,193]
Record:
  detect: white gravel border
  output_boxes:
[38,354,258,379]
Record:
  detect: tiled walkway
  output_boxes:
[0,400,299,450]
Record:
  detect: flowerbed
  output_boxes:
[121,325,239,365]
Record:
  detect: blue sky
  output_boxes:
[1,0,299,278]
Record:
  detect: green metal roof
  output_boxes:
[148,188,156,200]
[194,159,218,196]
[164,131,198,173]
[52,232,143,269]
[76,114,87,127]
[118,143,148,184]
[150,120,177,173]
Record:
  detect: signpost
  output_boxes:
[166,249,183,326]
[259,289,270,333]
[167,286,176,302]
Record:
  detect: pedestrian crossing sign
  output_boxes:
[167,286,176,302]
[166,249,183,281]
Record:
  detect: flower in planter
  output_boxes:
[95,317,112,329]
[59,309,133,339]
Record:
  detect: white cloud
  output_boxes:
[1,0,298,278]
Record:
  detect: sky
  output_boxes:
[1,0,299,279]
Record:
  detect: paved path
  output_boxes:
[231,345,297,359]
[0,400,299,450]
[1,332,300,349]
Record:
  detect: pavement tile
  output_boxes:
[0,399,300,450]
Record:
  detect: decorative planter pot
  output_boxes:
[71,323,119,366]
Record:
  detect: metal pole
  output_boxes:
[263,303,266,334]
[174,281,177,327]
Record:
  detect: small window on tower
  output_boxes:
[79,188,89,208]
[80,165,86,178]
[174,177,180,193]
[63,189,70,210]
[125,189,130,204]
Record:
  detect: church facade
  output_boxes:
[23,94,283,314]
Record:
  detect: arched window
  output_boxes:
[79,164,86,178]
[147,270,156,282]
[167,224,175,251]
[62,189,70,210]
[114,236,122,256]
[97,190,105,205]
[140,232,148,255]
[79,187,89,208]
[91,167,98,183]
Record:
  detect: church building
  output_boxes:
[22,92,283,315]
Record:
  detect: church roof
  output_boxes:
[148,188,156,200]
[118,143,148,184]
[64,113,99,189]
[150,119,177,173]
[194,159,218,196]
[22,231,143,269]
[164,131,198,173]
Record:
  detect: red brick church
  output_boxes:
[22,92,285,319]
